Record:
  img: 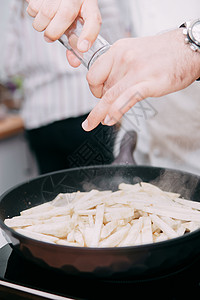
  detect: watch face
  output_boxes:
[190,20,200,46]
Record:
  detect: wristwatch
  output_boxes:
[180,19,200,80]
[180,19,200,51]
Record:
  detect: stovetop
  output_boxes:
[0,231,200,300]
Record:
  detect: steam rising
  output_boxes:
[151,169,199,200]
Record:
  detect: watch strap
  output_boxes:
[179,23,186,28]
[180,22,200,81]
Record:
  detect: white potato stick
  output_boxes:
[173,197,200,211]
[176,224,186,236]
[100,221,118,239]
[141,182,163,191]
[20,202,54,216]
[104,191,127,206]
[4,216,39,228]
[25,221,71,238]
[119,218,142,246]
[68,213,77,226]
[141,217,153,244]
[99,224,131,247]
[118,183,141,191]
[118,217,133,226]
[164,192,181,199]
[74,229,84,246]
[80,217,90,229]
[88,215,94,227]
[67,229,75,242]
[143,206,200,222]
[51,192,78,207]
[109,190,124,197]
[119,194,176,208]
[150,214,178,239]
[79,192,111,209]
[134,231,142,245]
[5,182,200,247]
[154,232,169,242]
[73,190,101,210]
[140,183,179,199]
[104,207,134,223]
[51,193,67,206]
[76,209,97,216]
[50,215,70,223]
[84,227,94,247]
[21,206,73,220]
[16,229,59,243]
[56,239,81,246]
[90,204,105,247]
[182,221,200,232]
[75,198,103,211]
[4,215,69,228]
[159,216,179,230]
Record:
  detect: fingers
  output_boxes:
[103,82,151,126]
[82,96,111,131]
[27,0,83,41]
[82,81,153,131]
[82,78,131,131]
[77,0,102,52]
[43,1,81,41]
[83,75,134,131]
[66,50,81,67]
[27,0,44,17]
[27,0,102,50]
[86,50,114,98]
[32,0,61,32]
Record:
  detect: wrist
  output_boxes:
[177,27,200,81]
[179,20,200,81]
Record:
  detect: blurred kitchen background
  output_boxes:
[0,0,131,194]
[0,0,37,194]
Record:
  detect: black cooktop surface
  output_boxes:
[0,243,200,300]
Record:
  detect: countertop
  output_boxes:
[0,115,24,140]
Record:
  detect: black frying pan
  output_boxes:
[1,164,200,280]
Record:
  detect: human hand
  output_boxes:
[26,0,101,53]
[82,29,200,131]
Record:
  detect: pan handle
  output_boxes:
[112,131,137,165]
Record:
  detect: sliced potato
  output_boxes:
[5,182,200,247]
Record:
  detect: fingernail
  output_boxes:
[104,114,112,125]
[44,36,53,43]
[82,119,89,131]
[78,39,90,52]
